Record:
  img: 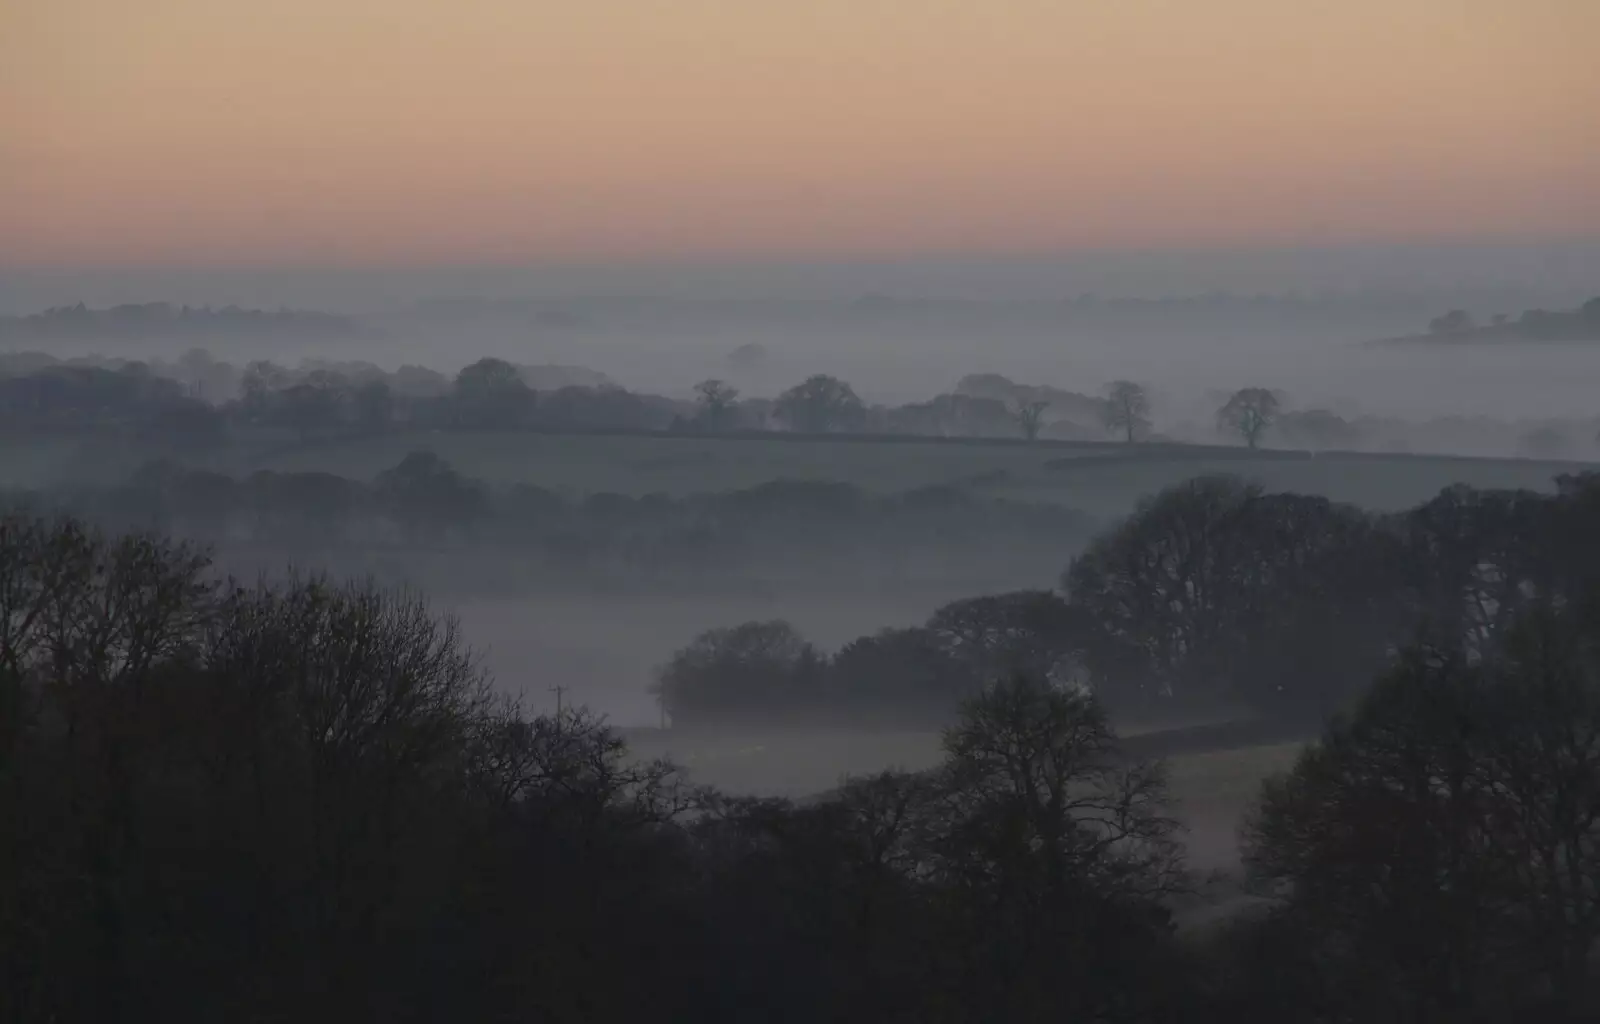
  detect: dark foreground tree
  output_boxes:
[926,675,1190,1021]
[684,675,1191,1024]
[1241,601,1600,1019]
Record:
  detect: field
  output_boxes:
[4,427,1590,519]
[623,724,1307,872]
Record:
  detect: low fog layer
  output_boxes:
[6,245,1600,424]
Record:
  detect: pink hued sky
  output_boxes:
[3,0,1596,267]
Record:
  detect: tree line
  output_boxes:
[1422,295,1600,341]
[0,348,1319,448]
[0,301,370,341]
[658,472,1600,728]
[2,511,1598,1021]
[2,454,1094,583]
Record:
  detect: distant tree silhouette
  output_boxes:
[1217,387,1281,448]
[374,451,486,543]
[1428,308,1476,334]
[1014,399,1049,441]
[652,620,827,726]
[693,379,741,432]
[453,357,533,428]
[1101,380,1151,443]
[774,375,864,434]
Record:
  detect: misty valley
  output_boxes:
[10,0,1600,1011]
[4,302,1600,1022]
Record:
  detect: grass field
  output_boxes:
[623,724,1306,872]
[5,427,1588,519]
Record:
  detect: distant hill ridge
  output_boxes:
[0,302,375,340]
[1371,295,1600,346]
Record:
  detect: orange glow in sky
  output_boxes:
[2,0,1596,265]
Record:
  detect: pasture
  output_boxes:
[4,427,1588,519]
[623,723,1307,872]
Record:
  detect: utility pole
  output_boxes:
[550,684,567,716]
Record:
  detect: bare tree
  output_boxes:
[692,378,740,432]
[928,674,1189,1020]
[939,675,1186,899]
[1216,387,1281,448]
[1014,400,1049,442]
[1100,380,1150,443]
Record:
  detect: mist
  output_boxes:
[9,0,1600,1010]
[7,243,1600,424]
[5,250,1599,731]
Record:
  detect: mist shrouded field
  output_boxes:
[15,294,1600,425]
[70,429,1565,729]
[0,426,1586,510]
[618,725,1305,873]
[3,268,1598,961]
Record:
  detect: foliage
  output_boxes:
[0,515,1201,1022]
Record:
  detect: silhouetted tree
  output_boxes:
[275,372,348,438]
[373,451,486,543]
[925,590,1088,689]
[1217,387,1280,448]
[827,628,972,719]
[1065,476,1265,708]
[928,675,1188,1020]
[453,357,533,429]
[774,375,865,434]
[1101,380,1151,442]
[1398,483,1557,657]
[1014,399,1049,442]
[694,379,741,432]
[652,620,827,726]
[1428,308,1476,334]
[1243,602,1600,1016]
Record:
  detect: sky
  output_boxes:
[3,0,1597,268]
